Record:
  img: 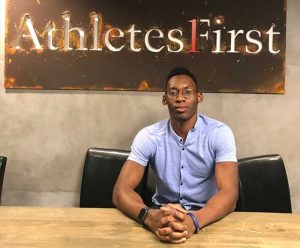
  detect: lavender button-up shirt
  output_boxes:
[128,114,237,210]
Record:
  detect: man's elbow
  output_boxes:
[229,187,239,212]
[112,184,120,208]
[230,199,237,212]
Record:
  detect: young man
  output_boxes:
[113,67,238,244]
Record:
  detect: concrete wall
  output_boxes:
[1,0,299,212]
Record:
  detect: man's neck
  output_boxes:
[170,114,198,142]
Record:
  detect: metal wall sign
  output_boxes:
[5,0,286,93]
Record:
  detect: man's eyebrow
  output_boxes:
[168,86,194,90]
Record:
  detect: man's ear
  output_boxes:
[197,91,203,103]
[162,94,167,105]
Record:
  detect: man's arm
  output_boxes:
[194,161,239,227]
[112,160,147,221]
[113,160,168,230]
[113,160,189,243]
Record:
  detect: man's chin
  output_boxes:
[173,113,190,122]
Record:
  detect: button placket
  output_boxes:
[180,147,184,203]
[179,146,185,203]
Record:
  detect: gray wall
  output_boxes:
[1,1,299,212]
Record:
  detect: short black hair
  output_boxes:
[165,67,198,90]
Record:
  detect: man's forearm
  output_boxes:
[113,186,168,236]
[112,185,147,222]
[192,188,237,229]
[112,161,149,222]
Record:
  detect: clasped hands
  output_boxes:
[144,204,196,244]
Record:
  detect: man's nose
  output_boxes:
[176,91,185,101]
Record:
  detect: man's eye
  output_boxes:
[169,90,178,96]
[184,89,193,94]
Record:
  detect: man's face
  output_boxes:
[163,74,203,122]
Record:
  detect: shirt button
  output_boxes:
[180,197,183,200]
[181,166,184,169]
[182,148,185,150]
[180,183,183,186]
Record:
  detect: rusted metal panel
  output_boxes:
[5,0,286,93]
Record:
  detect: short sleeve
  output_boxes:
[127,128,156,166]
[212,125,237,163]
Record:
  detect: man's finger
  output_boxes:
[174,210,186,221]
[156,228,188,244]
[155,230,171,242]
[160,206,186,221]
[160,215,178,226]
[170,237,187,244]
[160,206,176,216]
[165,204,187,214]
[156,227,172,236]
[168,221,187,232]
[169,230,188,240]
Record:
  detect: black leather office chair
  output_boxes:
[236,154,292,213]
[80,149,292,213]
[144,154,292,213]
[80,148,148,208]
[0,156,7,203]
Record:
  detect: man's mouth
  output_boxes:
[175,106,188,113]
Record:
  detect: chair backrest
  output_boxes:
[80,149,292,212]
[144,154,292,213]
[236,154,292,213]
[80,148,148,208]
[144,165,156,206]
[0,156,7,203]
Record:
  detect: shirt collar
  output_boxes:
[192,114,201,131]
[168,114,201,142]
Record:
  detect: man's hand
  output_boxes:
[156,205,187,243]
[146,204,195,243]
[144,209,164,233]
[161,205,196,242]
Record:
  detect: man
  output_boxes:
[113,67,238,244]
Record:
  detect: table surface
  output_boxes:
[0,206,300,248]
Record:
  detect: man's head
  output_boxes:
[162,67,203,122]
[165,67,199,91]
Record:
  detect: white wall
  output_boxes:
[1,0,299,212]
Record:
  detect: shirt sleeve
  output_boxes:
[127,127,156,166]
[212,125,237,163]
